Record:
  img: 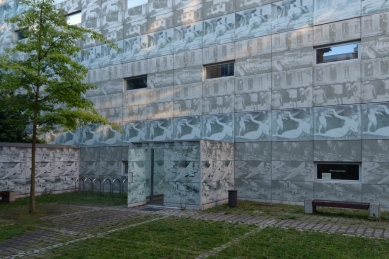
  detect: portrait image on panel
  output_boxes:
[99,124,122,145]
[314,105,361,140]
[235,5,272,40]
[362,0,389,15]
[148,119,173,141]
[314,0,361,24]
[361,80,389,103]
[124,4,147,23]
[122,35,148,62]
[203,114,234,141]
[203,14,235,46]
[272,0,313,33]
[272,108,313,141]
[174,116,201,140]
[362,103,389,139]
[314,82,360,106]
[235,112,271,142]
[174,22,203,53]
[148,29,174,58]
[123,121,146,143]
[79,125,100,146]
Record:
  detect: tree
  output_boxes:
[0,89,34,143]
[0,0,118,213]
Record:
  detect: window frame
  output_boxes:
[314,41,360,65]
[123,75,148,92]
[314,162,362,183]
[203,60,235,81]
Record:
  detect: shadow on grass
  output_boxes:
[0,192,127,219]
[0,192,128,242]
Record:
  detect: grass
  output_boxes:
[107,217,254,252]
[0,223,37,242]
[1,193,389,258]
[0,191,127,209]
[0,192,127,241]
[43,217,256,259]
[0,192,127,218]
[208,227,389,259]
[39,218,389,259]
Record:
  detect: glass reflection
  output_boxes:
[316,43,358,64]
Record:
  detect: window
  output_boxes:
[125,75,147,91]
[67,11,81,25]
[15,29,28,40]
[127,0,147,9]
[205,61,234,79]
[316,163,360,182]
[122,161,128,176]
[316,42,359,64]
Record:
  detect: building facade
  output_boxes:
[1,0,389,209]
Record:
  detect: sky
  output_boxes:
[323,43,358,57]
[127,0,148,9]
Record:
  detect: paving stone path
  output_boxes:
[0,204,388,258]
[129,206,389,238]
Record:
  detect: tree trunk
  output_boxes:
[29,121,37,214]
[29,4,43,214]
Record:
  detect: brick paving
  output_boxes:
[0,204,388,258]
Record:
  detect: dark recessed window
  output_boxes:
[125,75,147,91]
[316,42,359,64]
[15,29,28,40]
[122,161,128,175]
[205,62,234,79]
[316,163,360,181]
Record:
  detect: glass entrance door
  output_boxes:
[147,148,167,206]
[127,148,147,206]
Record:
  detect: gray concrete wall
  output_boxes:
[0,143,79,196]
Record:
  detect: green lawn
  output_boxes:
[208,227,389,259]
[40,219,389,259]
[0,192,127,241]
[44,217,256,259]
[0,192,127,218]
[1,193,389,259]
[0,223,37,242]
